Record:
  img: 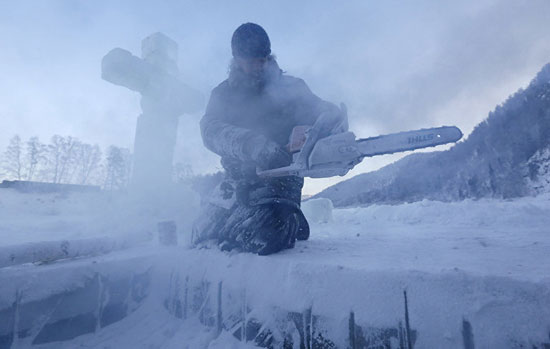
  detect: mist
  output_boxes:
[2,2,550,347]
[1,0,550,195]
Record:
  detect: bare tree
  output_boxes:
[2,135,23,180]
[57,136,80,184]
[25,136,46,181]
[75,143,102,185]
[104,146,132,191]
[43,135,81,183]
[2,133,134,188]
[45,135,64,183]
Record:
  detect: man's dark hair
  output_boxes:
[231,23,271,58]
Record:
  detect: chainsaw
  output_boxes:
[257,124,463,178]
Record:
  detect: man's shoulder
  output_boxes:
[279,74,306,87]
[211,79,231,94]
[276,74,311,96]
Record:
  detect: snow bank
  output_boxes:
[0,186,200,247]
[0,235,153,268]
[1,191,550,347]
[13,243,548,348]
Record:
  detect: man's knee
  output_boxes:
[192,203,231,245]
[231,203,302,255]
[193,198,309,255]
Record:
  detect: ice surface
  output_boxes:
[101,48,150,93]
[1,189,550,347]
[141,32,178,74]
[101,35,204,196]
[142,32,178,61]
[2,188,550,284]
[301,197,333,223]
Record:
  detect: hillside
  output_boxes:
[316,63,550,207]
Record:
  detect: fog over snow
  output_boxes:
[2,3,550,347]
[1,0,550,194]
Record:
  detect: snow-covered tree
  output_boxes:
[317,63,550,206]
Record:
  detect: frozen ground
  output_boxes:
[3,188,549,282]
[303,195,550,283]
[0,187,198,246]
[0,187,197,267]
[1,188,550,347]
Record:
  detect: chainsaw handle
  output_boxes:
[286,125,311,153]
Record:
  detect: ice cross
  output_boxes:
[101,32,202,194]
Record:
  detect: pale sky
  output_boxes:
[1,0,550,195]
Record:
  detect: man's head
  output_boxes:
[231,23,271,78]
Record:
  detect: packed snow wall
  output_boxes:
[2,245,550,348]
[158,249,550,348]
[2,190,550,348]
[0,248,154,348]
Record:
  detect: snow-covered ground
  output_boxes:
[304,195,550,283]
[0,187,198,246]
[1,189,550,347]
[0,187,198,267]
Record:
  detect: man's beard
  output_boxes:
[228,56,279,91]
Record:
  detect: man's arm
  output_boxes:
[200,86,256,161]
[291,78,348,138]
[200,85,291,169]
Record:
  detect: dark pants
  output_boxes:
[192,176,309,255]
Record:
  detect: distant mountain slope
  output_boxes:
[316,63,550,207]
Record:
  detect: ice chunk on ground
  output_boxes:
[301,197,333,223]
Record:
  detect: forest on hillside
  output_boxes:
[317,64,550,207]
